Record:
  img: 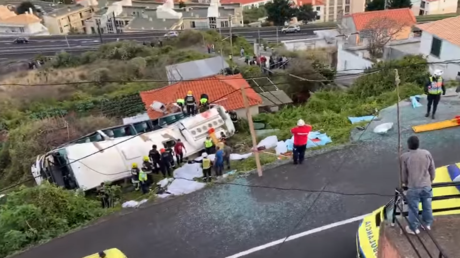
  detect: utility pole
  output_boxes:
[112,12,117,34]
[384,0,388,9]
[395,69,402,188]
[65,34,70,48]
[257,28,261,55]
[241,85,263,177]
[96,20,103,44]
[229,15,233,59]
[276,26,279,44]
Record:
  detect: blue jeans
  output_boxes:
[406,186,433,231]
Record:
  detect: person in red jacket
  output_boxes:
[174,139,186,164]
[291,119,312,165]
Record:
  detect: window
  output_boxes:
[430,37,442,57]
[19,27,24,32]
[191,21,196,28]
[316,15,321,20]
[421,1,425,8]
[345,6,349,13]
[79,13,83,18]
[316,6,320,11]
[419,9,424,15]
[60,27,63,33]
[345,0,350,4]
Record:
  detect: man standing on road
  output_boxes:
[425,69,446,119]
[401,135,435,235]
[291,119,311,165]
[149,145,161,174]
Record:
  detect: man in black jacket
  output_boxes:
[159,148,173,178]
[148,145,161,174]
[184,90,196,116]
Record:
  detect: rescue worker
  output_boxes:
[291,119,312,165]
[228,111,238,132]
[97,182,110,208]
[174,139,186,164]
[142,156,154,184]
[201,152,212,182]
[148,145,161,174]
[176,98,185,109]
[425,69,446,119]
[131,163,140,190]
[184,90,196,116]
[166,144,176,168]
[138,168,149,194]
[204,136,214,154]
[159,148,173,178]
[199,93,209,112]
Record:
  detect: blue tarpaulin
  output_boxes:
[348,116,375,124]
[285,131,332,150]
[410,95,422,108]
[447,164,460,192]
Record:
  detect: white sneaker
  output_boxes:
[422,225,431,231]
[405,226,420,235]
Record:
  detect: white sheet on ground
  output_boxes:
[194,153,252,161]
[257,135,278,149]
[275,141,288,155]
[122,199,148,208]
[373,122,393,134]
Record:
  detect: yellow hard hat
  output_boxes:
[143,156,149,161]
[132,163,138,168]
[187,90,192,95]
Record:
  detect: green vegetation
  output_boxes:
[265,0,317,25]
[416,13,458,23]
[243,7,267,24]
[0,183,114,257]
[256,55,428,144]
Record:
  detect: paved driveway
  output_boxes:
[12,132,460,258]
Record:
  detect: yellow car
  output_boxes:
[83,248,127,258]
[356,163,460,258]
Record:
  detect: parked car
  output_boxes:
[164,31,179,38]
[13,37,29,44]
[281,25,300,33]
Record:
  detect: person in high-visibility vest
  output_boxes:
[199,93,209,112]
[201,152,212,182]
[176,98,185,115]
[184,91,196,116]
[204,136,214,154]
[425,69,446,119]
[131,163,140,191]
[138,169,148,194]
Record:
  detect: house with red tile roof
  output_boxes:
[416,16,460,80]
[220,0,298,9]
[412,0,458,16]
[340,8,416,47]
[140,74,263,120]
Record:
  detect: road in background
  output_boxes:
[0,27,328,59]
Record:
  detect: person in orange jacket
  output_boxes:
[291,119,312,165]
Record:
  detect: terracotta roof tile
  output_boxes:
[346,8,416,31]
[417,16,460,47]
[140,74,262,119]
[1,13,41,24]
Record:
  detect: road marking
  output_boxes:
[225,214,368,258]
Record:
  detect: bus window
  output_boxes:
[133,121,152,133]
[88,132,103,142]
[103,129,115,138]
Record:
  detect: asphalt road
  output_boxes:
[0,28,329,59]
[11,135,460,258]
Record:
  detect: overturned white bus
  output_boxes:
[31,105,235,191]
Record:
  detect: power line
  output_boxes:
[273,114,379,255]
[1,58,459,87]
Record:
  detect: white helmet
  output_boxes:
[297,119,305,126]
[202,152,208,158]
[433,69,443,77]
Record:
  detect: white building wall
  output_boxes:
[337,43,373,74]
[413,0,458,15]
[419,31,460,80]
[235,105,259,119]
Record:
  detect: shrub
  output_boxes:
[0,183,107,257]
[89,68,111,83]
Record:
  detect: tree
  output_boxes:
[265,0,296,26]
[178,1,186,9]
[362,17,407,58]
[243,6,267,24]
[15,1,36,15]
[68,27,80,35]
[295,4,317,23]
[366,0,385,11]
[387,0,412,9]
[365,0,412,11]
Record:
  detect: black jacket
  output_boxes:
[184,95,196,105]
[149,149,160,161]
[160,152,172,164]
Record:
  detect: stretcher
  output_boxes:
[412,116,460,133]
